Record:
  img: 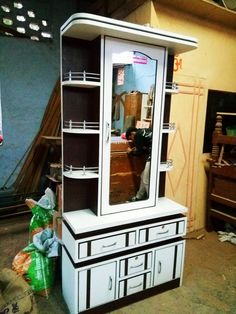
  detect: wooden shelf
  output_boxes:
[212,134,236,145]
[210,193,236,208]
[211,165,236,179]
[209,208,236,225]
[41,136,62,145]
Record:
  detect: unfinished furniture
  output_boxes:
[60,13,197,314]
[207,113,236,231]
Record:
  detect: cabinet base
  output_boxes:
[79,278,180,314]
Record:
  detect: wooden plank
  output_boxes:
[13,79,61,195]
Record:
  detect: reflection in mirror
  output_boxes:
[110,50,157,205]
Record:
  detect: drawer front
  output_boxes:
[78,231,136,260]
[139,220,186,244]
[119,273,151,298]
[148,223,176,241]
[90,233,126,256]
[120,252,152,277]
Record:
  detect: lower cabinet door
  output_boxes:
[153,245,176,286]
[89,262,117,309]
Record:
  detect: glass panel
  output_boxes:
[109,50,157,205]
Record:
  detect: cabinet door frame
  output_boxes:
[101,36,167,215]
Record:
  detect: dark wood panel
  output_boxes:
[63,134,99,166]
[63,86,100,123]
[62,36,101,74]
[64,177,98,213]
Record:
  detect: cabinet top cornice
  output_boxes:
[61,13,198,55]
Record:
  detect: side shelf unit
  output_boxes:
[60,13,198,314]
[61,36,102,214]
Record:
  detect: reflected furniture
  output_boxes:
[110,141,146,204]
[60,13,197,314]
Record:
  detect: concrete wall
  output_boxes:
[125,0,236,231]
[0,1,77,190]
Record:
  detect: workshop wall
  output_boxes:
[0,0,77,190]
[125,0,236,231]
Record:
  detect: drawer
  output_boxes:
[148,223,176,241]
[139,220,185,244]
[119,273,151,297]
[119,252,152,277]
[90,233,127,256]
[78,231,136,260]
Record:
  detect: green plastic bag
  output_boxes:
[29,205,54,241]
[28,188,56,241]
[12,243,56,298]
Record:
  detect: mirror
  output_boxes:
[109,50,157,205]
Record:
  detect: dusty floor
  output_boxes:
[0,216,235,314]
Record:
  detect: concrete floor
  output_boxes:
[0,216,235,314]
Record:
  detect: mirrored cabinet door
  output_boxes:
[101,37,166,215]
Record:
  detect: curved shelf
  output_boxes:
[63,170,99,179]
[165,82,179,94]
[63,120,100,134]
[162,123,176,133]
[159,160,173,172]
[63,128,100,134]
[62,80,101,88]
[62,71,101,88]
[63,165,99,179]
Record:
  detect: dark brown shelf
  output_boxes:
[210,165,236,179]
[210,193,236,209]
[212,134,236,145]
[209,208,236,225]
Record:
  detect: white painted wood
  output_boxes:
[126,254,146,275]
[119,280,125,298]
[147,252,152,269]
[126,274,145,295]
[89,262,117,308]
[159,160,173,172]
[62,248,78,314]
[61,13,198,54]
[175,243,184,280]
[128,231,136,246]
[63,170,99,179]
[62,216,186,263]
[78,270,88,312]
[63,197,187,234]
[102,36,165,215]
[79,242,88,259]
[62,222,77,260]
[60,12,195,312]
[90,233,126,256]
[153,246,175,286]
[178,220,186,234]
[148,222,177,241]
[62,81,101,88]
[62,128,100,134]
